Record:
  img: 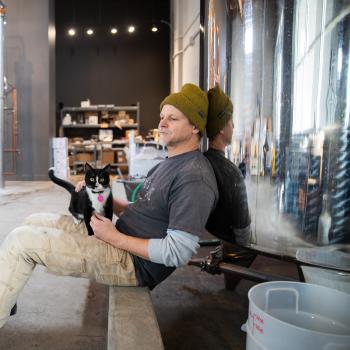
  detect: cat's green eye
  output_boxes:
[90,177,95,182]
[100,178,104,183]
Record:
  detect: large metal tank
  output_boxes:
[202,0,350,272]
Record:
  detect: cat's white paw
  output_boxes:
[73,217,82,225]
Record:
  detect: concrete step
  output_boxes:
[108,286,164,350]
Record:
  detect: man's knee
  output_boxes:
[2,226,31,252]
[23,212,62,227]
[2,226,50,253]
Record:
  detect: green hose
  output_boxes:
[131,181,144,202]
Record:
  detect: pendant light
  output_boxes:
[151,0,158,33]
[67,0,77,37]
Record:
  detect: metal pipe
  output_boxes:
[0,2,5,188]
[12,88,17,174]
[4,88,18,175]
[198,239,221,247]
[218,262,297,282]
[189,258,297,283]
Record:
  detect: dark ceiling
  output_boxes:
[55,0,170,45]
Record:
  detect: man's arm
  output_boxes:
[90,214,150,259]
[148,229,199,266]
[90,215,200,267]
[91,178,217,266]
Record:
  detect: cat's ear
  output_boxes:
[85,163,93,172]
[103,164,111,173]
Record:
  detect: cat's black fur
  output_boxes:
[48,163,113,235]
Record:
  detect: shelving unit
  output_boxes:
[60,103,140,174]
[60,103,140,139]
[68,141,130,175]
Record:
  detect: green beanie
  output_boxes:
[206,85,233,138]
[160,83,208,135]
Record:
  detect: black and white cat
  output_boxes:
[48,163,113,235]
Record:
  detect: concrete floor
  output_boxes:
[0,181,299,350]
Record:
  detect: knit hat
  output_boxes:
[206,85,233,138]
[160,83,208,135]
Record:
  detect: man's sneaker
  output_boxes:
[10,303,17,316]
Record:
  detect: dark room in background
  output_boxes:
[55,0,170,136]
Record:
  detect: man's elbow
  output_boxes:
[163,249,194,267]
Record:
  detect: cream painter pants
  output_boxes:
[0,213,137,328]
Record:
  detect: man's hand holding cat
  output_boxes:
[91,213,150,260]
[75,180,86,192]
[90,213,122,246]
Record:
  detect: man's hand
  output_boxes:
[90,213,122,246]
[90,213,150,260]
[75,180,86,192]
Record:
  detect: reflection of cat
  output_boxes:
[48,163,113,235]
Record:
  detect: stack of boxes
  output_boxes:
[51,137,69,179]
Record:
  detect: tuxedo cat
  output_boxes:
[48,163,113,235]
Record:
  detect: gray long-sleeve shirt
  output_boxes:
[148,229,200,267]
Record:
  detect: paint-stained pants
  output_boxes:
[0,213,137,328]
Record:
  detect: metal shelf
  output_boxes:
[60,102,140,139]
[68,141,129,174]
[62,124,138,129]
[62,105,139,113]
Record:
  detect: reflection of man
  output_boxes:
[0,84,218,328]
[204,85,251,246]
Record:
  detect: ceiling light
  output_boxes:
[151,25,158,32]
[68,28,76,36]
[128,25,135,33]
[111,28,118,35]
[86,28,94,35]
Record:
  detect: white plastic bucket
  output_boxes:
[246,281,350,350]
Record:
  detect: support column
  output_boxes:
[0,2,6,188]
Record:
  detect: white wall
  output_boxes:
[171,0,201,92]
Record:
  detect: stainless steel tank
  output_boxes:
[203,0,350,272]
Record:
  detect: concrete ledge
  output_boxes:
[108,286,164,350]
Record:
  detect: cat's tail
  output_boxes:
[48,167,75,194]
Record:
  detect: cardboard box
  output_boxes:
[88,115,98,125]
[125,129,139,139]
[102,150,115,164]
[117,154,126,163]
[76,152,93,162]
[81,99,90,107]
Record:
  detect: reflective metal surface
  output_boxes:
[204,0,350,270]
[204,0,229,89]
